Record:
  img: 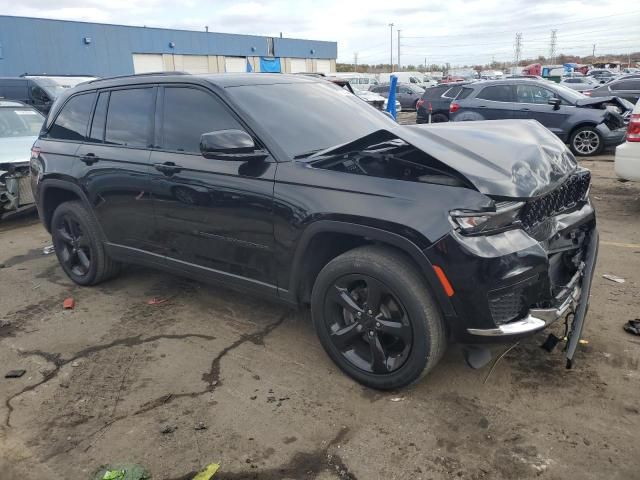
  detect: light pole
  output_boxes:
[397,29,401,71]
[388,23,394,71]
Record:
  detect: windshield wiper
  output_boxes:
[293,148,326,160]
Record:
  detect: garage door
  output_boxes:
[225,57,247,73]
[290,59,307,73]
[316,59,331,74]
[182,55,209,74]
[132,54,164,73]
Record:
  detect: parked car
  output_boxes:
[370,83,424,110]
[0,75,96,114]
[416,83,473,123]
[0,100,44,217]
[588,77,640,104]
[354,89,401,112]
[32,73,598,389]
[587,69,617,84]
[615,99,640,181]
[378,72,426,88]
[449,79,632,156]
[560,76,600,93]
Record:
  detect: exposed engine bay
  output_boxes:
[0,162,34,214]
[309,136,471,189]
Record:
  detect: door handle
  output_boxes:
[478,105,488,108]
[520,108,531,111]
[154,162,182,175]
[79,153,100,165]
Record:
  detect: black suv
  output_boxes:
[449,79,632,156]
[31,73,598,389]
[416,83,473,123]
[0,75,96,114]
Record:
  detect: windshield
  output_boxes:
[29,76,96,99]
[0,107,44,138]
[226,81,397,158]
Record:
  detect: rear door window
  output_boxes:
[611,80,640,90]
[160,86,243,154]
[47,92,96,141]
[105,88,154,148]
[476,85,514,102]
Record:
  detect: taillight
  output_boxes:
[627,114,640,142]
[416,98,425,109]
[450,102,460,113]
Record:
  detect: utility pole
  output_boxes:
[388,23,394,71]
[514,32,522,73]
[397,29,401,71]
[549,29,557,65]
[424,57,427,71]
[354,52,358,72]
[592,44,596,60]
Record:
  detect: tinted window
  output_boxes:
[564,79,579,83]
[48,92,95,141]
[457,88,473,99]
[162,87,242,153]
[476,85,513,102]
[443,86,463,98]
[105,88,154,148]
[515,85,557,104]
[422,86,449,99]
[611,80,640,90]
[89,91,109,143]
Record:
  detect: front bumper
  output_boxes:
[426,201,597,345]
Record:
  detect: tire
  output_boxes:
[50,201,120,286]
[569,126,604,157]
[431,113,448,123]
[311,245,446,390]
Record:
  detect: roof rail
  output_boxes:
[20,73,97,77]
[85,71,189,84]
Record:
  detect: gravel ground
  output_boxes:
[1,154,639,480]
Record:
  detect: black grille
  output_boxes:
[488,289,523,325]
[520,171,591,229]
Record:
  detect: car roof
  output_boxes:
[466,78,558,88]
[78,72,320,91]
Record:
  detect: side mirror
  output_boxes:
[547,98,561,110]
[200,130,267,161]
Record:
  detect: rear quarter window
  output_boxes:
[422,86,448,99]
[47,92,96,141]
[457,88,473,99]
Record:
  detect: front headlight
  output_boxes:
[450,201,524,235]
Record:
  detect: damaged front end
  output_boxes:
[0,162,35,216]
[304,121,598,367]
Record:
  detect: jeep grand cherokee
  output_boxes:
[31,73,598,389]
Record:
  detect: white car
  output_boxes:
[615,99,640,181]
[0,100,44,217]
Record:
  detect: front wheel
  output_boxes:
[311,245,446,390]
[569,126,604,156]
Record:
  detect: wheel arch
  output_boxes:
[39,179,95,233]
[283,220,455,318]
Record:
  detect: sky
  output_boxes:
[1,0,639,66]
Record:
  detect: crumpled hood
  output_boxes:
[0,136,37,166]
[396,120,577,198]
[575,95,634,111]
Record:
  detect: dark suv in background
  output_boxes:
[0,75,96,114]
[31,73,598,389]
[450,79,632,156]
[416,83,473,123]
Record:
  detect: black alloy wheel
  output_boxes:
[311,245,446,390]
[324,275,413,374]
[53,214,92,277]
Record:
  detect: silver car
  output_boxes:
[560,77,600,93]
[0,100,44,217]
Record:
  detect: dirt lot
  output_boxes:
[1,155,639,480]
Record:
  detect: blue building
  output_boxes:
[0,16,337,77]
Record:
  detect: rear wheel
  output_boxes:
[311,245,446,390]
[569,126,604,156]
[431,113,448,123]
[51,201,120,286]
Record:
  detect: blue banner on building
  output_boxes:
[260,57,282,73]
